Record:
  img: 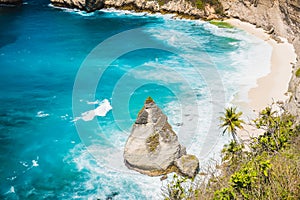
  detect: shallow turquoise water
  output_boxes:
[0,2,272,199]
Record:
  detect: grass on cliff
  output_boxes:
[156,0,223,14]
[163,104,300,199]
[146,132,160,152]
[209,20,234,28]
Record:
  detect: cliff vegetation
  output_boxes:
[163,104,300,199]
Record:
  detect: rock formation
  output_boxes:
[124,97,199,178]
[104,0,204,19]
[51,0,104,12]
[0,0,22,6]
[50,0,222,19]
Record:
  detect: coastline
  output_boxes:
[226,18,297,142]
[226,18,297,113]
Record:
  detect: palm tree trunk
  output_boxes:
[232,132,239,144]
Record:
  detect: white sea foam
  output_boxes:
[101,8,149,17]
[66,13,272,199]
[31,157,39,167]
[60,114,71,120]
[7,176,17,181]
[20,161,29,167]
[73,99,112,122]
[65,143,162,199]
[101,8,176,19]
[86,100,101,105]
[9,186,15,193]
[36,111,49,118]
[48,4,96,16]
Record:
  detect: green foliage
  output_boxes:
[163,104,300,200]
[230,167,257,189]
[220,107,244,143]
[145,96,154,104]
[222,141,244,169]
[195,0,204,10]
[209,20,234,28]
[157,0,167,6]
[214,187,236,200]
[252,105,295,152]
[295,68,300,77]
[155,0,223,14]
[146,132,159,152]
[164,174,191,200]
[258,159,271,177]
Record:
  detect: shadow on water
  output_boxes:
[0,6,22,48]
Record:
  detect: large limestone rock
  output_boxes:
[124,97,199,177]
[51,0,104,12]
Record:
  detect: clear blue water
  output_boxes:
[0,1,272,199]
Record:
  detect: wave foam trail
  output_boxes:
[48,4,96,16]
[36,111,49,118]
[65,144,162,199]
[73,99,112,122]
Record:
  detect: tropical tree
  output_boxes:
[220,107,244,143]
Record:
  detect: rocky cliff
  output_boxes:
[0,0,22,5]
[50,0,300,119]
[51,0,223,19]
[51,0,104,12]
[218,0,300,119]
[104,0,209,19]
[124,97,199,178]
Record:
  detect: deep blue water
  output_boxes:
[0,1,272,199]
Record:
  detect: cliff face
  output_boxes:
[219,0,300,118]
[51,0,299,117]
[51,0,104,12]
[0,0,22,5]
[104,0,208,19]
[51,0,222,19]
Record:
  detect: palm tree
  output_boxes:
[220,107,244,143]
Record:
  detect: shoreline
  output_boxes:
[226,18,297,141]
[226,18,297,113]
[48,5,295,140]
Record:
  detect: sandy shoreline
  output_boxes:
[226,18,297,113]
[225,18,297,141]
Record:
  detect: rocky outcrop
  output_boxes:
[219,0,300,119]
[104,0,205,19]
[51,0,222,19]
[124,97,199,178]
[174,154,199,178]
[0,0,22,6]
[104,0,223,19]
[51,0,104,12]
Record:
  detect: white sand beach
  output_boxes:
[225,18,297,141]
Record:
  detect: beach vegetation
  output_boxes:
[209,20,234,28]
[220,107,244,143]
[163,103,300,199]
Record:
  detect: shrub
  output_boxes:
[162,104,300,199]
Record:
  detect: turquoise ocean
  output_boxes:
[0,1,272,199]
